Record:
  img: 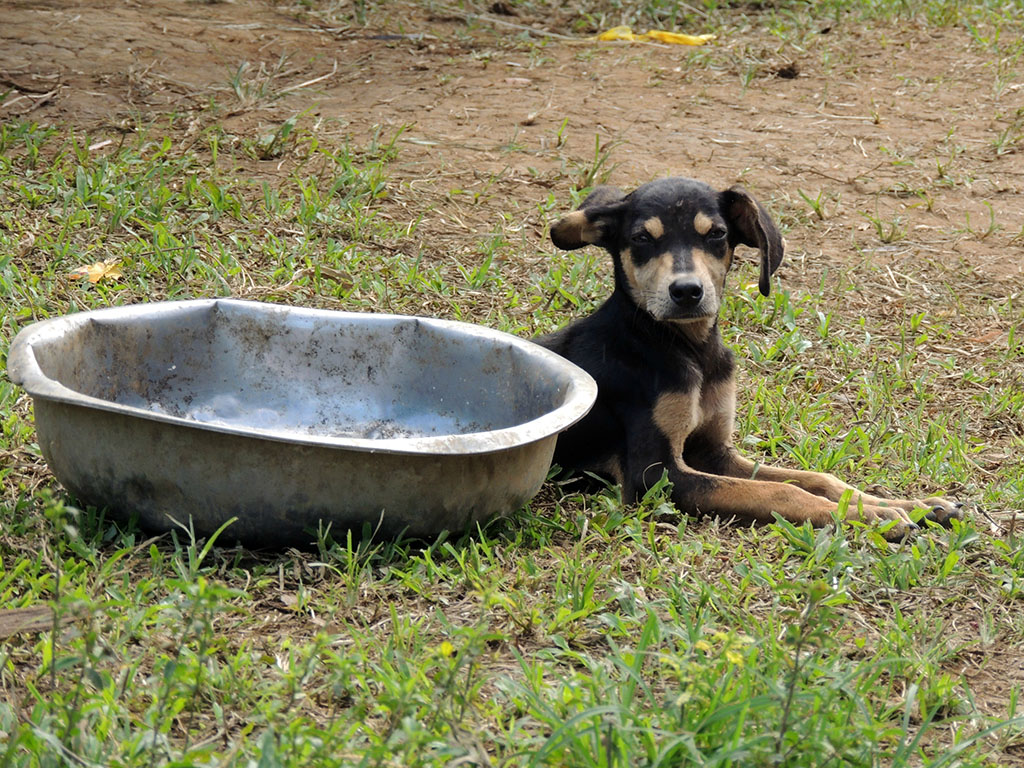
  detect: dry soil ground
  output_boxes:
[3,0,1022,290]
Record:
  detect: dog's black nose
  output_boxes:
[669,278,704,307]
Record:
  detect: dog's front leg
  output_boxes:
[719,449,962,526]
[624,440,921,539]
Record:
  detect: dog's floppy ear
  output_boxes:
[550,186,628,251]
[719,185,785,297]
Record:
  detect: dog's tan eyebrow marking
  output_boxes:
[643,217,665,239]
[693,212,713,236]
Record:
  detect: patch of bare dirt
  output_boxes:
[3,0,1022,290]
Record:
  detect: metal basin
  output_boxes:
[7,299,596,545]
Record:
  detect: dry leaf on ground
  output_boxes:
[69,258,123,283]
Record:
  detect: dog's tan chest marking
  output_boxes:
[653,391,700,457]
[643,216,665,239]
[654,379,737,457]
[698,378,737,444]
[693,211,713,236]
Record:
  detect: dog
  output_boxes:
[538,177,962,539]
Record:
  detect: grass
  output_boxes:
[3,0,1024,766]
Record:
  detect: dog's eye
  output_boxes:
[631,231,654,245]
[707,228,727,242]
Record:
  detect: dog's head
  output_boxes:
[550,178,785,330]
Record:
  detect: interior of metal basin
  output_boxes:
[29,301,570,440]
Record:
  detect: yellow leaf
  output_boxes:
[694,639,712,653]
[597,26,642,42]
[596,27,716,45]
[439,640,455,658]
[646,30,716,46]
[69,258,123,284]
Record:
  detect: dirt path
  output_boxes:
[3,0,1021,292]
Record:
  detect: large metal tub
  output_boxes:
[7,299,596,546]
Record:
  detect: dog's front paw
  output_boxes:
[852,504,919,541]
[920,497,964,527]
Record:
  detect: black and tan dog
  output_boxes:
[539,177,962,538]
